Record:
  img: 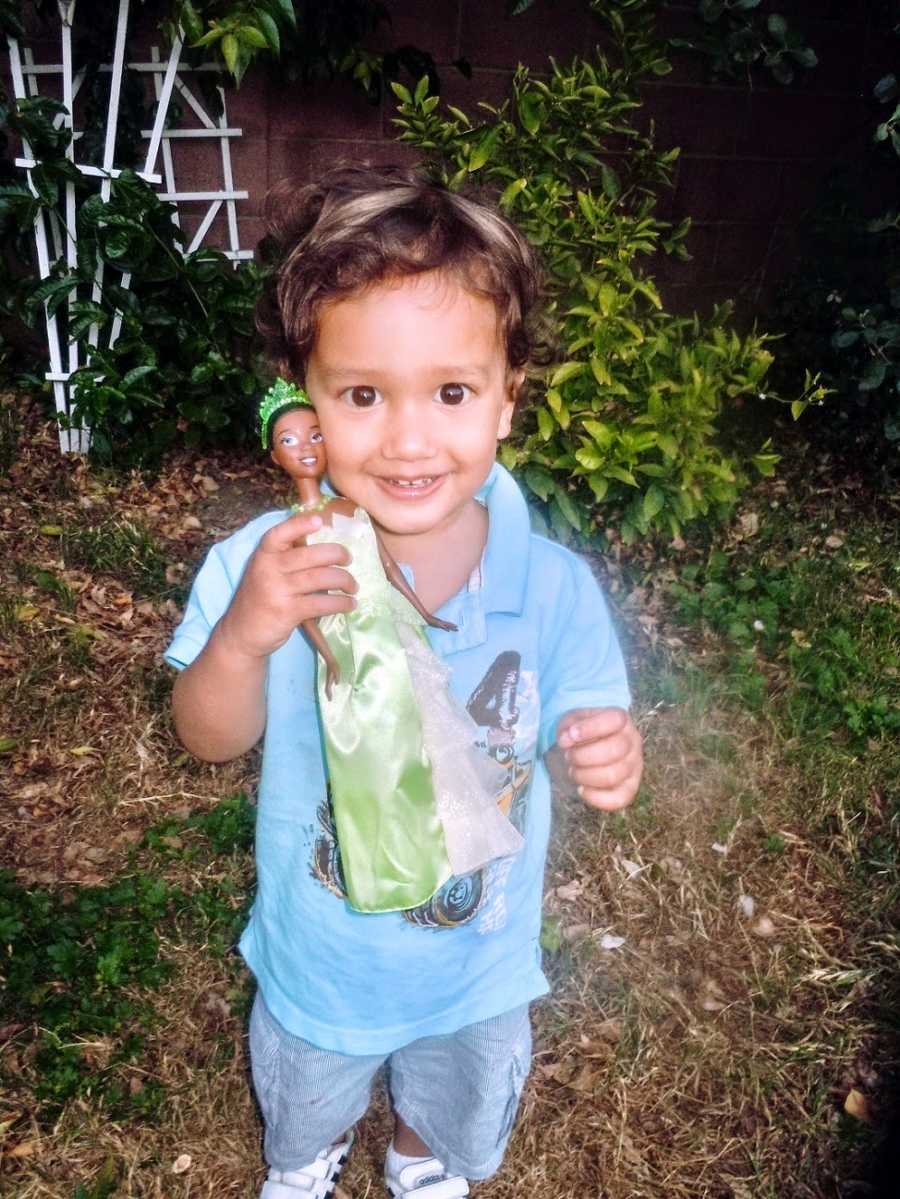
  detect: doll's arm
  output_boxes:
[372,528,457,632]
[300,618,340,700]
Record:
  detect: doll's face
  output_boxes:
[270,407,326,481]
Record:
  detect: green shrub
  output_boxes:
[392,1,796,543]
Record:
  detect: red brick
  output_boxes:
[777,159,836,224]
[649,222,719,290]
[674,158,783,225]
[663,281,750,319]
[737,91,866,159]
[166,137,225,195]
[268,78,384,140]
[267,138,419,189]
[367,0,461,65]
[715,224,773,287]
[641,83,749,157]
[229,136,269,215]
[224,68,271,139]
[460,0,591,72]
[799,20,866,96]
[438,67,514,117]
[237,215,268,256]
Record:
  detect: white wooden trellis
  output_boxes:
[6,0,251,453]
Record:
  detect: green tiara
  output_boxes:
[259,378,312,448]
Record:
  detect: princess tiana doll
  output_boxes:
[260,379,523,915]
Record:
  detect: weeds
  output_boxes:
[60,518,169,598]
[0,794,255,1126]
[669,538,900,746]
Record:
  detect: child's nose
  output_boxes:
[381,399,437,461]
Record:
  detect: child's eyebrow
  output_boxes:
[317,364,492,382]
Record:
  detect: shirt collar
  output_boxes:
[476,462,531,615]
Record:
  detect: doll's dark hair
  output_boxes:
[255,163,553,384]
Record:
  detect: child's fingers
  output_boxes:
[278,541,354,577]
[578,781,640,812]
[299,590,357,619]
[564,728,634,769]
[258,510,325,551]
[286,565,358,597]
[557,706,628,749]
[569,747,640,792]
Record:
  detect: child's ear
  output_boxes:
[497,368,525,440]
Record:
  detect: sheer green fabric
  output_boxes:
[307,510,452,913]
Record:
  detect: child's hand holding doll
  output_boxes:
[557,708,643,811]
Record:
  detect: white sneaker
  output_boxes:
[384,1155,470,1198]
[260,1135,353,1199]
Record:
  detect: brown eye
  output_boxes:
[437,383,468,405]
[347,386,380,408]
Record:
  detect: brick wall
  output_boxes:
[6,1,894,318]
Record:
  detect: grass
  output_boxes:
[60,519,171,600]
[2,397,899,1197]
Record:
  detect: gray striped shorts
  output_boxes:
[249,992,532,1181]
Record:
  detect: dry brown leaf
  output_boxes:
[555,879,583,902]
[843,1088,871,1122]
[7,1140,37,1157]
[562,923,591,943]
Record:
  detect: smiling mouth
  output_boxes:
[388,476,435,487]
[299,456,318,466]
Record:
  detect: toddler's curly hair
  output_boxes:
[255,163,553,385]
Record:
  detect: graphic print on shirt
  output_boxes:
[310,651,536,926]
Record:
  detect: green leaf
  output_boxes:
[550,361,587,387]
[221,34,239,75]
[537,407,555,440]
[468,127,500,172]
[599,163,621,201]
[414,75,430,105]
[575,447,603,471]
[790,399,808,421]
[266,0,297,28]
[604,465,637,487]
[390,81,413,104]
[859,360,887,392]
[499,177,527,210]
[236,24,268,49]
[767,14,788,42]
[552,483,582,530]
[583,419,613,449]
[517,91,542,135]
[642,484,665,522]
[524,465,553,501]
[256,12,280,53]
[587,473,608,502]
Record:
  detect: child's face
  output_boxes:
[305,271,521,545]
[270,407,326,482]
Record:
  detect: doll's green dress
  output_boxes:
[306,508,522,914]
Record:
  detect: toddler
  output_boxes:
[166,164,643,1198]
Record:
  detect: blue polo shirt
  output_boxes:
[165,464,630,1054]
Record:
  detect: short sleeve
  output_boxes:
[164,543,238,671]
[537,552,631,753]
